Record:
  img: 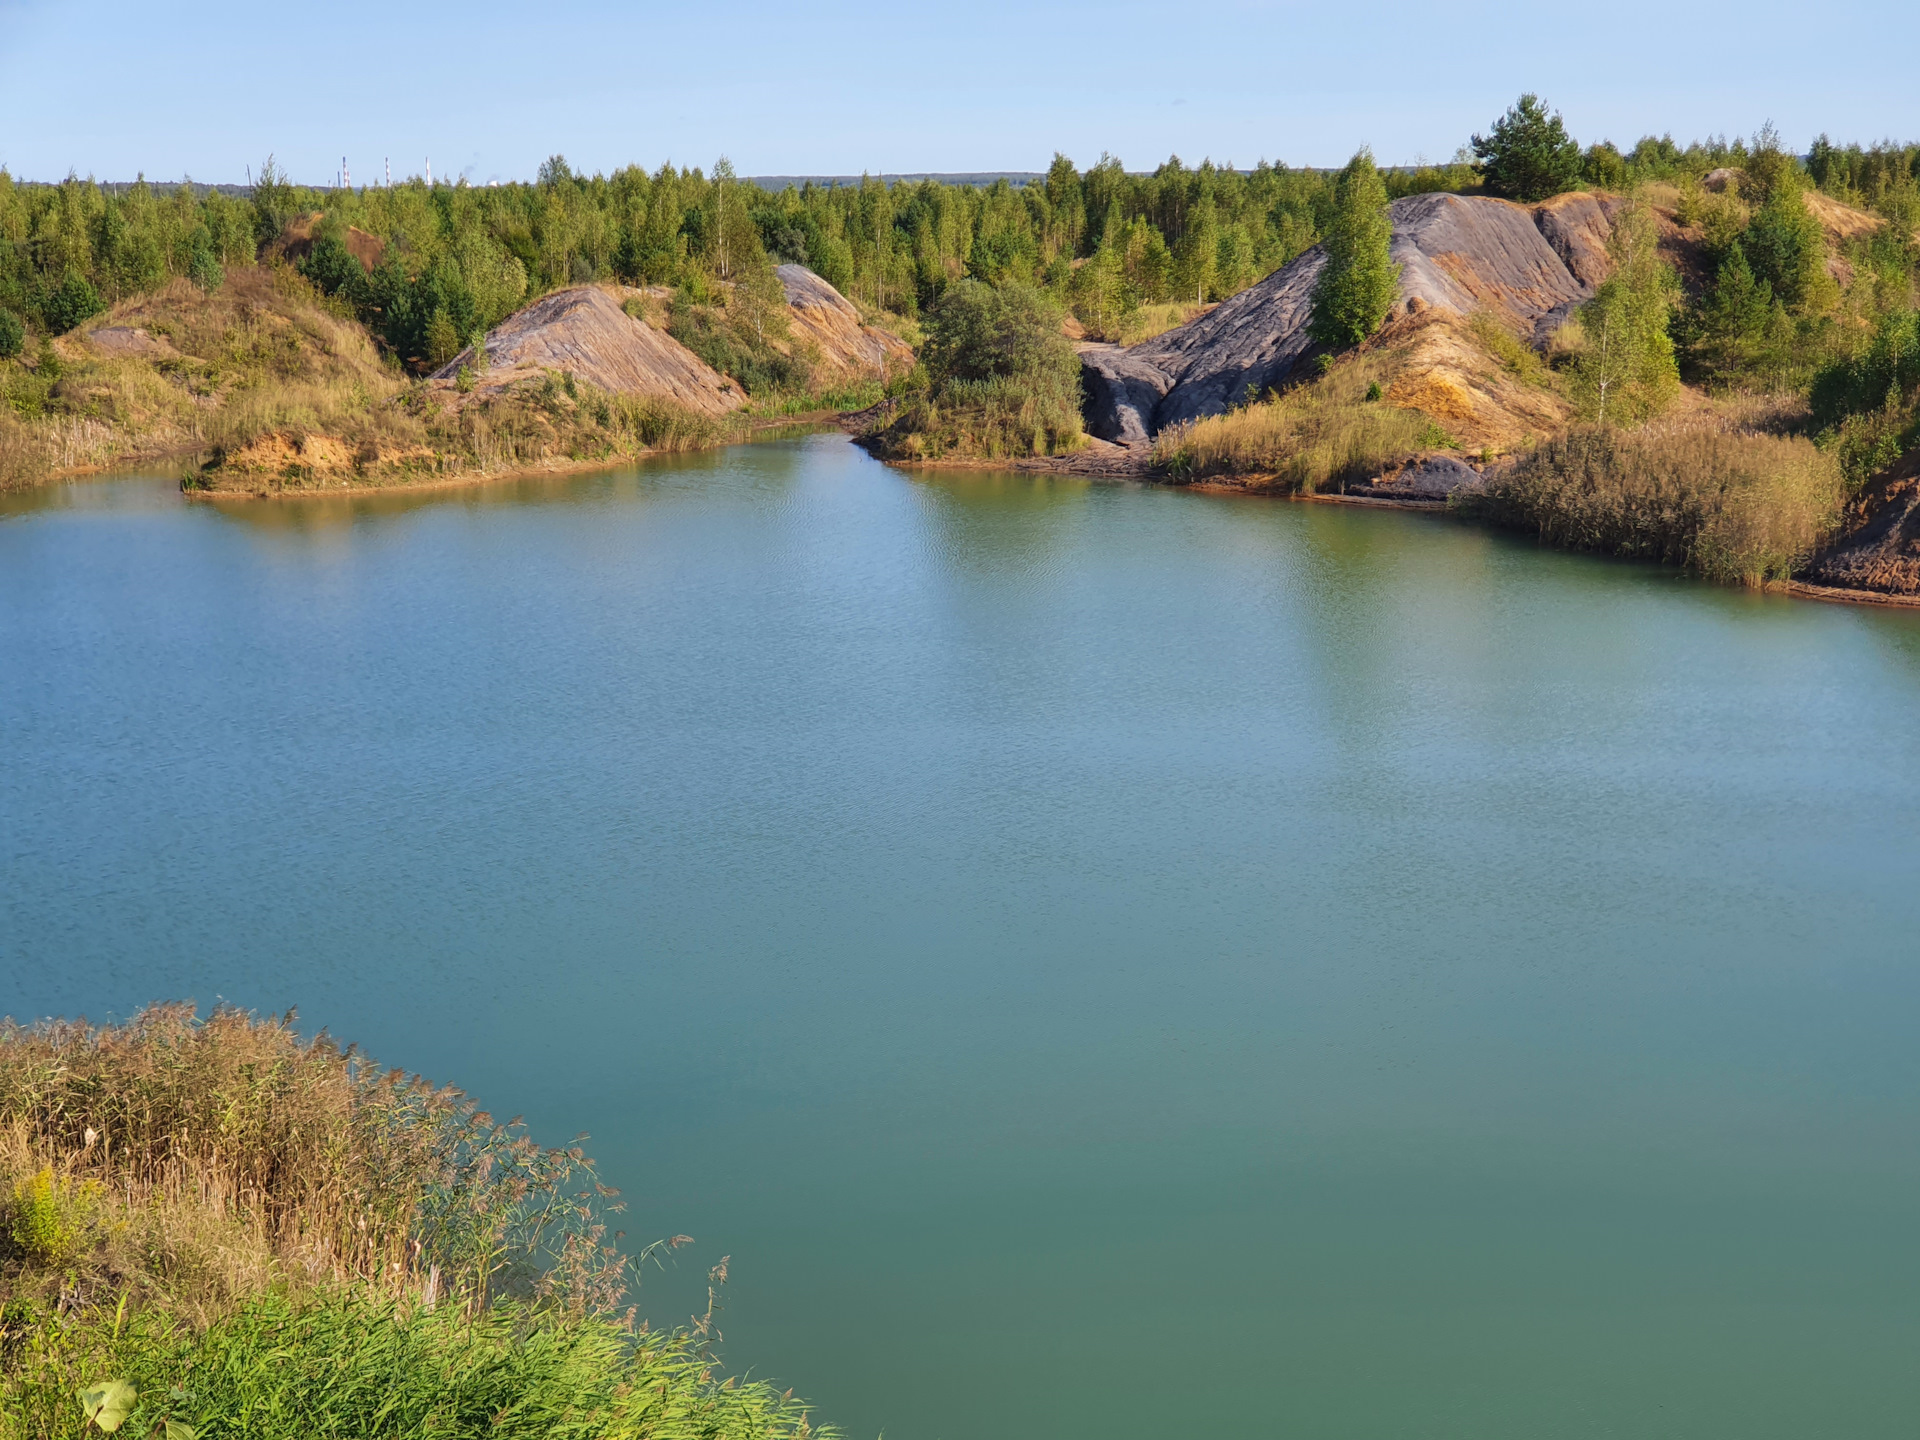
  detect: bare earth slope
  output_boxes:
[1085,193,1604,442]
[1803,449,1920,594]
[433,286,745,416]
[777,265,913,378]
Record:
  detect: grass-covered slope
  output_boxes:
[0,266,736,494]
[0,1005,832,1440]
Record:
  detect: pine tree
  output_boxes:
[1472,95,1583,202]
[1309,150,1400,350]
[1692,242,1775,377]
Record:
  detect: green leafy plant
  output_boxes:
[7,1167,82,1267]
[77,1381,137,1433]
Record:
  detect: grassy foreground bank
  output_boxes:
[0,1005,831,1440]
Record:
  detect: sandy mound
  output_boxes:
[1087,193,1603,441]
[1803,450,1920,594]
[269,213,387,272]
[1802,189,1886,244]
[86,325,179,360]
[433,286,744,416]
[1375,308,1573,454]
[776,265,912,378]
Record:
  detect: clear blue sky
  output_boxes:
[3,0,1915,185]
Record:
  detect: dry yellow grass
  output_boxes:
[0,1004,631,1322]
[1468,420,1844,584]
[1110,301,1214,348]
[1151,357,1445,490]
[3,268,735,494]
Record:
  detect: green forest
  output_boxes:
[3,107,1920,590]
[4,130,1914,372]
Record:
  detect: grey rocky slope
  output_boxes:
[1083,192,1618,443]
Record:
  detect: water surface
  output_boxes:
[5,436,1920,1438]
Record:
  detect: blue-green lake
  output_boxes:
[5,434,1920,1437]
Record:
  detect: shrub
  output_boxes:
[1466,422,1843,583]
[5,1168,84,1268]
[187,243,224,295]
[296,230,365,303]
[1472,94,1583,202]
[922,279,1075,387]
[1810,309,1920,428]
[0,309,23,360]
[667,291,811,398]
[872,280,1085,459]
[43,274,104,335]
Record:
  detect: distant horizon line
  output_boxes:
[4,163,1488,193]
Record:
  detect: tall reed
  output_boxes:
[0,1004,627,1317]
[1152,361,1441,489]
[1464,421,1844,583]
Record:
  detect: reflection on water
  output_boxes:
[5,435,1920,1440]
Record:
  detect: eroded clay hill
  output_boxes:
[1083,192,1621,445]
[433,286,745,416]
[777,265,913,378]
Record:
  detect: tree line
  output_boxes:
[3,116,1917,435]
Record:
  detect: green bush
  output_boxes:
[43,274,104,335]
[187,243,224,294]
[1810,309,1919,427]
[921,279,1074,387]
[4,1168,89,1268]
[872,279,1084,459]
[0,309,23,360]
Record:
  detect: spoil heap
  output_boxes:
[1083,193,1614,444]
[432,286,744,416]
[777,265,913,378]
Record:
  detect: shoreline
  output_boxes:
[25,430,1920,613]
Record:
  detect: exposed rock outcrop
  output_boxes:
[1346,453,1485,500]
[433,286,745,416]
[1802,450,1920,594]
[776,265,912,378]
[1078,343,1176,445]
[1531,191,1626,290]
[87,325,179,360]
[1084,193,1606,442]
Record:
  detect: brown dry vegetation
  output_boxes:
[1,266,409,489]
[0,1007,836,1440]
[1465,420,1843,583]
[1151,356,1448,491]
[0,266,736,494]
[0,1004,628,1323]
